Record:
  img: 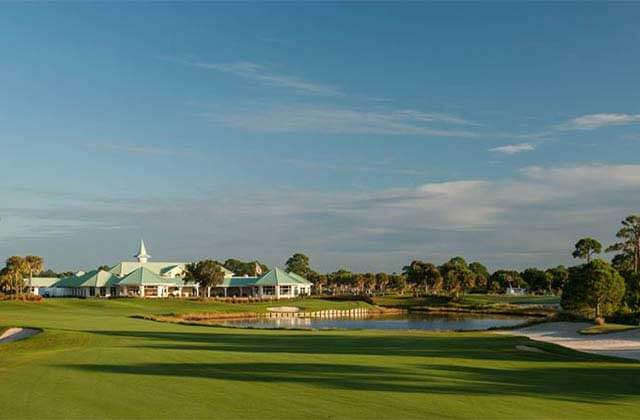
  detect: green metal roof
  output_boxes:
[53,275,83,288]
[27,277,62,288]
[253,267,312,286]
[109,261,233,277]
[214,269,312,288]
[74,270,121,288]
[118,267,179,286]
[287,271,313,285]
[109,262,185,277]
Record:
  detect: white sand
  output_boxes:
[0,327,40,344]
[498,322,640,361]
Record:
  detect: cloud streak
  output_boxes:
[203,104,481,138]
[559,113,640,130]
[192,61,343,96]
[489,143,535,155]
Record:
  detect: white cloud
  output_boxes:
[5,163,640,272]
[203,104,480,137]
[519,164,640,188]
[559,113,640,130]
[192,61,343,96]
[489,143,535,155]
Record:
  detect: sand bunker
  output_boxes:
[0,327,40,345]
[499,322,640,361]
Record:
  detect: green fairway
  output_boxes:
[0,299,638,419]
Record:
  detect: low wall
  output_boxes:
[264,308,370,319]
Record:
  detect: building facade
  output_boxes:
[29,240,312,299]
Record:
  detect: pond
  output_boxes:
[216,313,529,331]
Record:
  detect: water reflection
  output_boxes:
[217,313,528,331]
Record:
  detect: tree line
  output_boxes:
[2,214,639,320]
[283,215,640,321]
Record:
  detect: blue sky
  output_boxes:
[1,3,640,273]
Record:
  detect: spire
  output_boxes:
[134,239,151,263]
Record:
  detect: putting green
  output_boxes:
[0,299,638,419]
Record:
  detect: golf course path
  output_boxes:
[0,327,40,345]
[499,322,640,361]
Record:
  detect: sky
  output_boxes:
[1,3,640,273]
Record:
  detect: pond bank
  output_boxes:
[410,305,554,318]
[135,306,403,325]
[137,309,531,331]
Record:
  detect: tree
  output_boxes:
[439,257,474,299]
[307,271,327,295]
[184,260,225,298]
[469,262,489,290]
[611,253,633,273]
[521,268,551,294]
[621,271,640,312]
[375,272,390,293]
[561,259,625,319]
[223,259,268,276]
[328,269,353,294]
[402,261,442,295]
[285,253,311,277]
[546,265,569,294]
[607,215,640,273]
[572,237,602,263]
[97,265,111,272]
[1,257,29,296]
[24,256,44,295]
[488,270,524,292]
[389,274,407,294]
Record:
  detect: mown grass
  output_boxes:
[579,323,640,335]
[460,294,560,306]
[0,298,638,419]
[373,293,560,310]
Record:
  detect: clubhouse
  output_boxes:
[29,240,312,299]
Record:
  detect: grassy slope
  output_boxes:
[0,298,638,420]
[373,294,560,308]
[580,323,640,335]
[460,294,561,306]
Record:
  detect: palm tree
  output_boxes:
[4,256,28,297]
[24,256,44,294]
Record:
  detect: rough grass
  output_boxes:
[579,323,640,335]
[0,298,638,419]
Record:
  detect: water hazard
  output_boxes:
[217,313,528,331]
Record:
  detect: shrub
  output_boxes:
[0,294,43,302]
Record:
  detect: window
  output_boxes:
[280,285,291,295]
[89,287,96,297]
[262,286,275,295]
